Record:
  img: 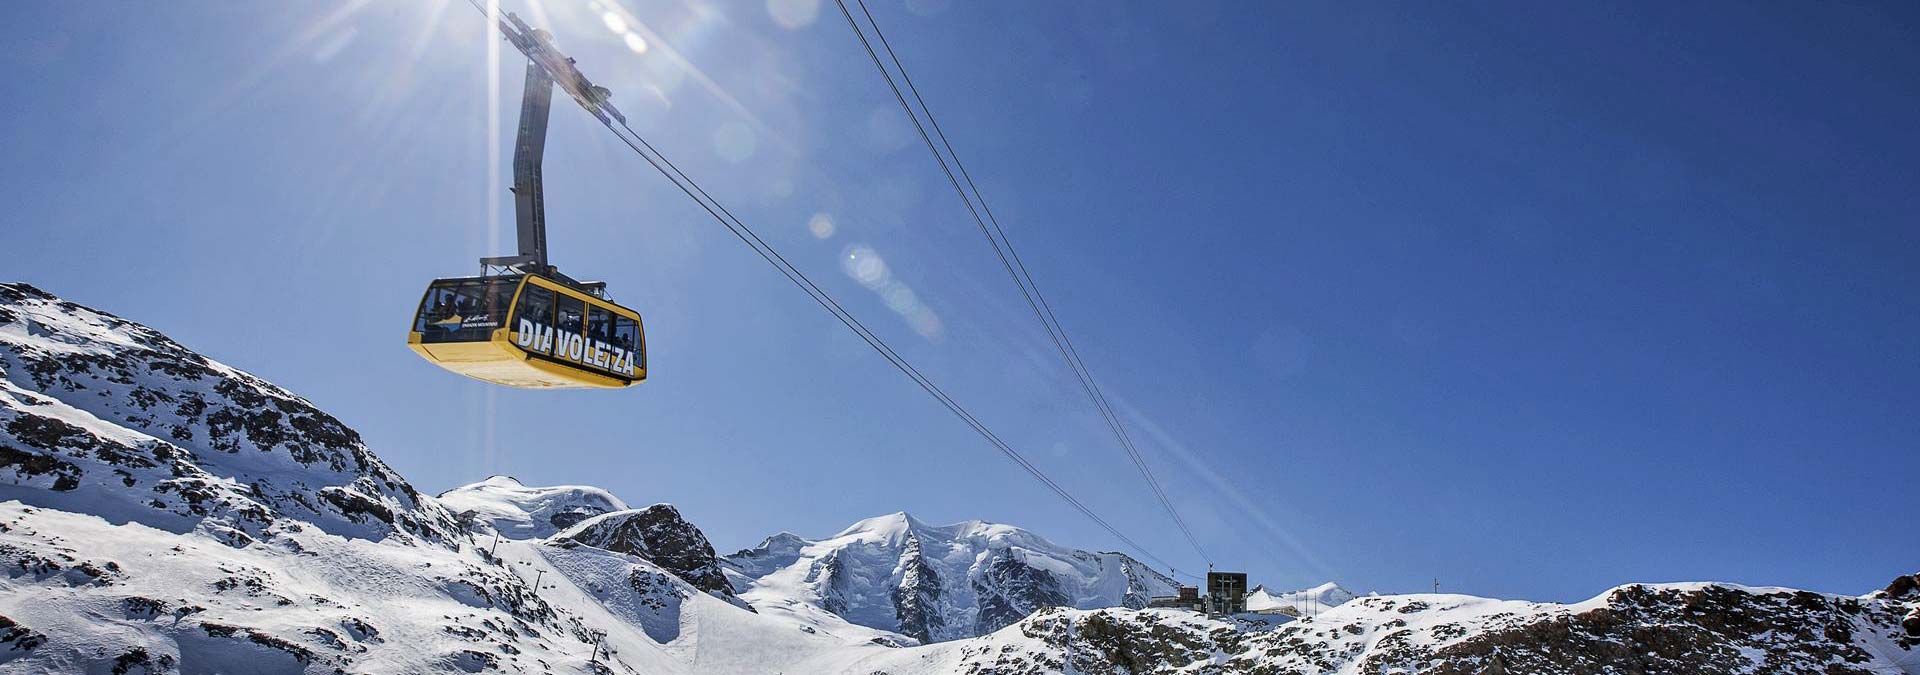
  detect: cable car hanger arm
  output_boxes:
[477,10,624,294]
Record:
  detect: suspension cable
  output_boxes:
[833,0,1212,567]
[460,0,1197,579]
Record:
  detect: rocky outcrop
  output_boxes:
[925,575,1920,674]
[890,530,945,643]
[0,285,768,674]
[1394,584,1882,674]
[556,505,735,598]
[1878,573,1920,641]
[4,283,1915,674]
[0,282,461,547]
[971,555,1071,637]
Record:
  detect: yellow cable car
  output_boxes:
[407,274,645,389]
[409,13,647,390]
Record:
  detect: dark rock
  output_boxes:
[0,282,464,546]
[972,553,1071,637]
[892,531,945,644]
[1885,574,1918,599]
[0,445,81,491]
[0,614,45,653]
[555,504,735,597]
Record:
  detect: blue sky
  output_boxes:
[4,1,1916,602]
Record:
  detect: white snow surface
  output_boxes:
[1246,581,1357,615]
[437,475,627,540]
[1,283,1916,674]
[0,284,462,548]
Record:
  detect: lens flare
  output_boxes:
[808,213,836,239]
[843,246,889,288]
[767,0,821,30]
[601,11,629,34]
[843,245,942,339]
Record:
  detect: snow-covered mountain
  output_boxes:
[1,282,1917,674]
[0,285,463,550]
[438,475,627,540]
[553,505,738,601]
[720,511,1179,644]
[437,477,737,602]
[1246,581,1357,616]
[868,576,1920,674]
[0,283,883,674]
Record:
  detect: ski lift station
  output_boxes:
[1149,571,1249,616]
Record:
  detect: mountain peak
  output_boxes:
[833,510,928,540]
[435,476,628,539]
[1246,581,1358,615]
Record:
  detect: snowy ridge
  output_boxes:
[437,475,627,541]
[0,283,1915,674]
[1246,581,1356,616]
[722,510,1181,644]
[0,283,460,548]
[553,504,739,602]
[848,579,1920,674]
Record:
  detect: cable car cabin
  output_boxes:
[407,274,645,389]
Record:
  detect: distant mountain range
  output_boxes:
[2,281,1916,674]
[720,511,1179,644]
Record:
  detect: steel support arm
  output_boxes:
[511,61,554,272]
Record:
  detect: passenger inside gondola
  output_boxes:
[557,297,584,334]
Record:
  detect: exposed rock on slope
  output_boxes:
[556,505,736,599]
[0,284,892,674]
[875,579,1920,675]
[1,283,1914,674]
[436,476,743,605]
[0,283,728,673]
[0,283,459,547]
[721,511,1180,644]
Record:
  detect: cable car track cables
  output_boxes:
[458,0,1193,578]
[832,0,1212,568]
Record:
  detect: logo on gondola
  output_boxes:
[516,318,639,377]
[430,314,500,331]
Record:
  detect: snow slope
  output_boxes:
[849,580,1920,675]
[0,283,887,674]
[0,284,461,549]
[1,282,1915,674]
